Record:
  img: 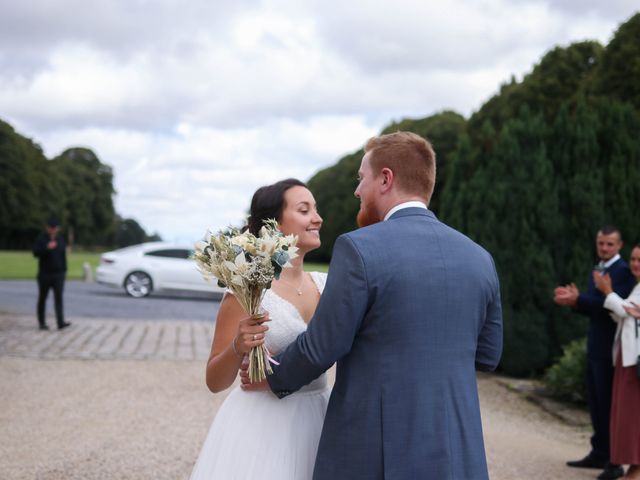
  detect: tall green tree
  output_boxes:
[440,120,494,234]
[0,118,164,249]
[468,41,604,136]
[0,120,65,248]
[590,13,640,109]
[51,148,116,246]
[597,99,640,241]
[114,217,150,247]
[444,107,561,375]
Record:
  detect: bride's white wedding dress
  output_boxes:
[190,272,330,480]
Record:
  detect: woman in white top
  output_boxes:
[189,178,330,480]
[594,243,640,479]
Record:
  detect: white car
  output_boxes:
[96,242,224,298]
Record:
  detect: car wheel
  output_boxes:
[124,271,153,298]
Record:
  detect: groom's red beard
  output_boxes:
[356,200,381,228]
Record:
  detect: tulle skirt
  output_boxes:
[190,376,330,480]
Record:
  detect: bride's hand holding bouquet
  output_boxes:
[194,218,298,383]
[233,312,271,356]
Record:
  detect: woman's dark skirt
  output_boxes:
[610,350,640,465]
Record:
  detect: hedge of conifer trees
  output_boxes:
[307,13,640,375]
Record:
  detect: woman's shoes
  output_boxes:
[597,464,625,480]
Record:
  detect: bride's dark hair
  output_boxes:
[246,178,307,236]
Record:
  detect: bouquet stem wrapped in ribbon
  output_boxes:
[194,219,298,383]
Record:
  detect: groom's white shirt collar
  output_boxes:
[383,201,427,221]
[602,254,621,269]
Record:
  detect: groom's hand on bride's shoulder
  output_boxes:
[239,359,270,391]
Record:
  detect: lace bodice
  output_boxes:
[261,271,327,355]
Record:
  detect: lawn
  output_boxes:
[304,262,329,273]
[0,251,328,280]
[0,250,104,280]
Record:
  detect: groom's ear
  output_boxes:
[380,167,394,192]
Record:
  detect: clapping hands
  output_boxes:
[592,271,613,295]
[554,283,579,307]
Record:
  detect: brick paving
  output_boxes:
[0,315,214,361]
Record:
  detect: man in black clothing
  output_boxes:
[33,218,71,331]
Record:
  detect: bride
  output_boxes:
[190,178,330,480]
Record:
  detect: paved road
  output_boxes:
[0,280,221,322]
[0,314,213,361]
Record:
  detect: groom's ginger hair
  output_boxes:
[364,131,436,204]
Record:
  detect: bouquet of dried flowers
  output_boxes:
[194,219,298,382]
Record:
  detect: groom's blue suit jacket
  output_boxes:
[268,208,503,480]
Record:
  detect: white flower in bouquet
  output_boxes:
[193,219,298,382]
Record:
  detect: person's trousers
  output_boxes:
[37,272,65,327]
[586,355,615,462]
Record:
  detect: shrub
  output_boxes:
[542,337,587,403]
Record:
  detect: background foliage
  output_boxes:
[543,337,588,403]
[0,122,159,250]
[307,13,640,376]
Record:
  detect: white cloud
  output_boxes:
[530,0,636,20]
[0,0,637,241]
[36,115,376,241]
[1,45,154,123]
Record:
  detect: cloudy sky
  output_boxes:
[1,0,637,243]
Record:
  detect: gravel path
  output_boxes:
[0,314,600,480]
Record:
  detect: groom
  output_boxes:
[255,132,502,479]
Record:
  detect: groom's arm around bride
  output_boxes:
[266,132,503,480]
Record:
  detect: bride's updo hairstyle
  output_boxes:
[246,178,307,236]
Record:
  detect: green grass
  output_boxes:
[304,262,329,273]
[0,250,104,280]
[0,251,328,279]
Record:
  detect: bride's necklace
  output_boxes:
[278,274,305,296]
